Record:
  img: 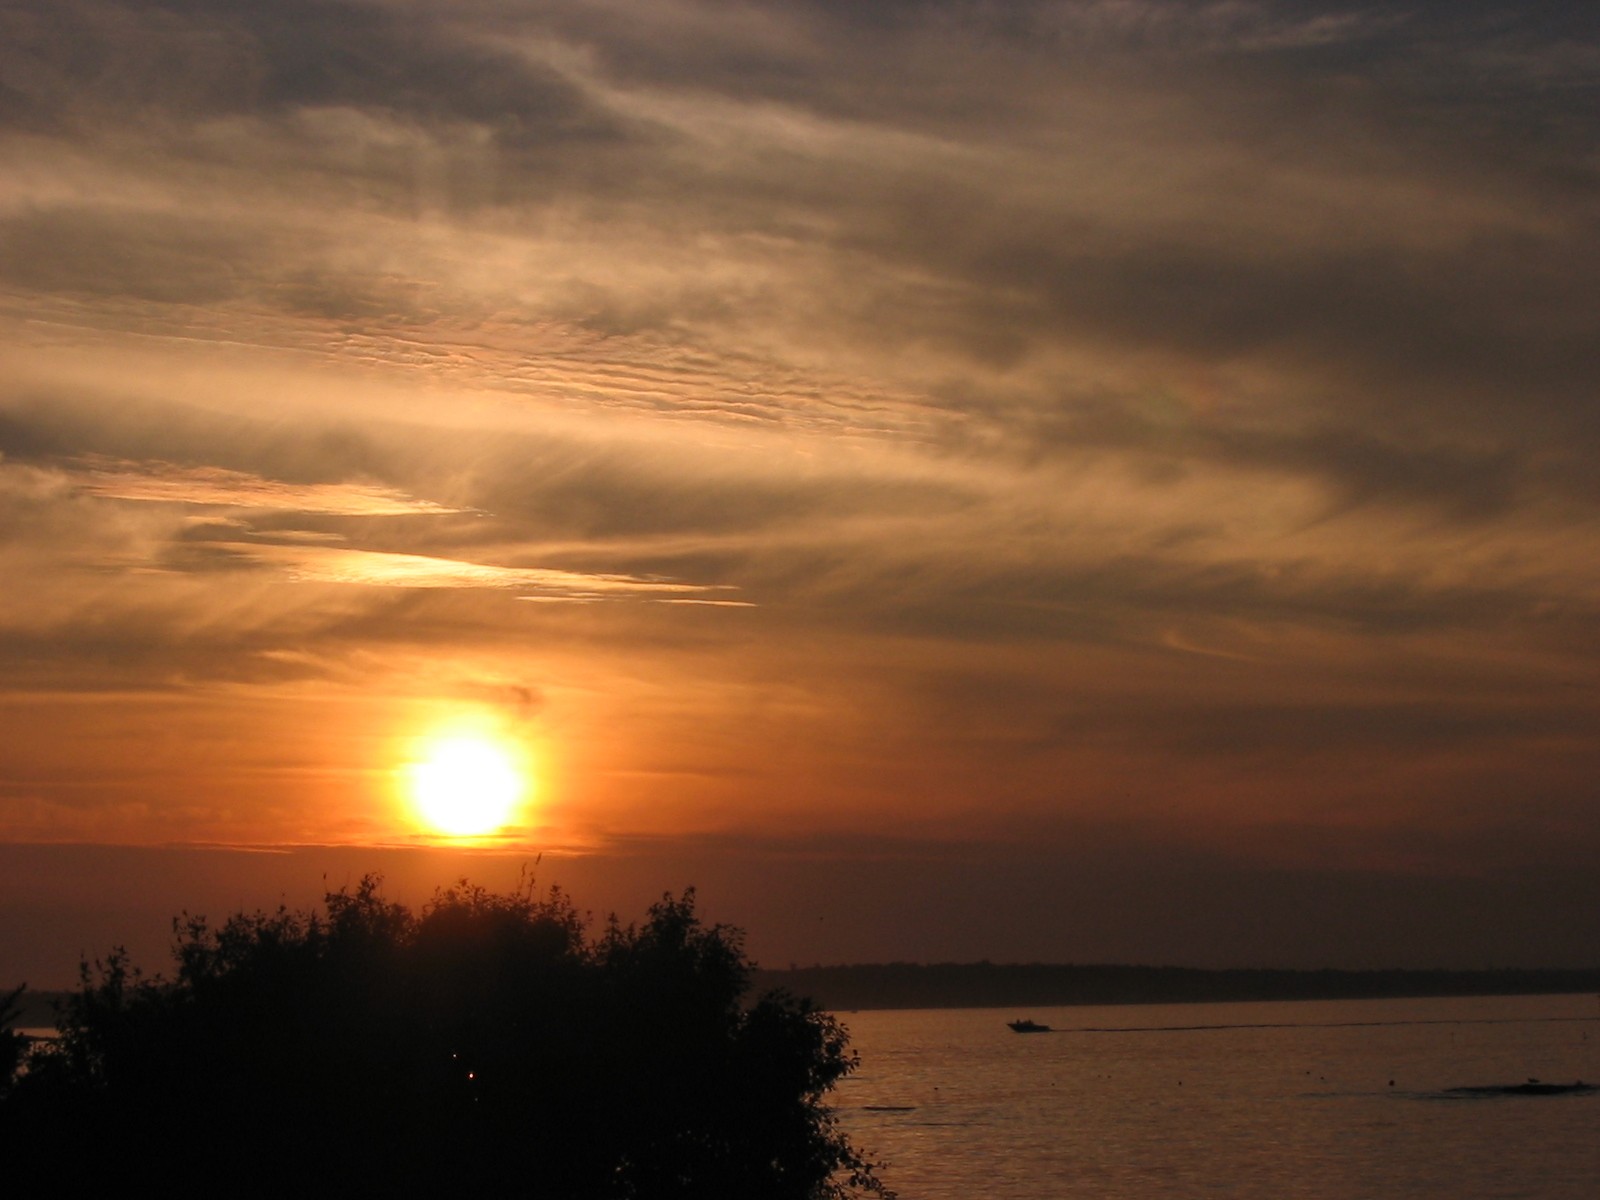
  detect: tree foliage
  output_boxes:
[0,984,26,1101]
[1,877,890,1197]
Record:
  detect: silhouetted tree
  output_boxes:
[0,877,891,1198]
[0,984,25,1100]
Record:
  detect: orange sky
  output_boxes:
[3,1,1598,985]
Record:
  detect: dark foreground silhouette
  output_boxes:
[0,878,890,1198]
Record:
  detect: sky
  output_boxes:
[2,0,1598,987]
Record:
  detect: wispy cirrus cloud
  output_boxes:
[1,0,1598,971]
[72,456,465,516]
[237,542,744,603]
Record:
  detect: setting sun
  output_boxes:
[405,735,527,837]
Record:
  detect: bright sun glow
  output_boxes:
[406,735,526,837]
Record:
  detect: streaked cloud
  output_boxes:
[73,456,463,516]
[0,0,1597,970]
[240,542,739,602]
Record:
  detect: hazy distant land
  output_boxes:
[745,964,1600,1013]
[21,965,1597,1026]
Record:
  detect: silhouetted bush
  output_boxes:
[0,985,25,1101]
[1,877,890,1197]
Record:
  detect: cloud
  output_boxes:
[0,0,620,136]
[0,0,1596,928]
[7,0,1593,473]
[73,456,465,516]
[236,542,741,602]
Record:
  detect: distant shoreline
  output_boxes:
[13,966,1600,1026]
[747,964,1600,1013]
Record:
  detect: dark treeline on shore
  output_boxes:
[15,966,1600,1030]
[9,990,67,1029]
[3,880,891,1196]
[16,965,1600,1026]
[8,992,65,1030]
[748,964,1600,1013]
[15,966,1600,1024]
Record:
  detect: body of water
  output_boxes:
[834,993,1600,1199]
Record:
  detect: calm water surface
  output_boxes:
[834,994,1600,1199]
